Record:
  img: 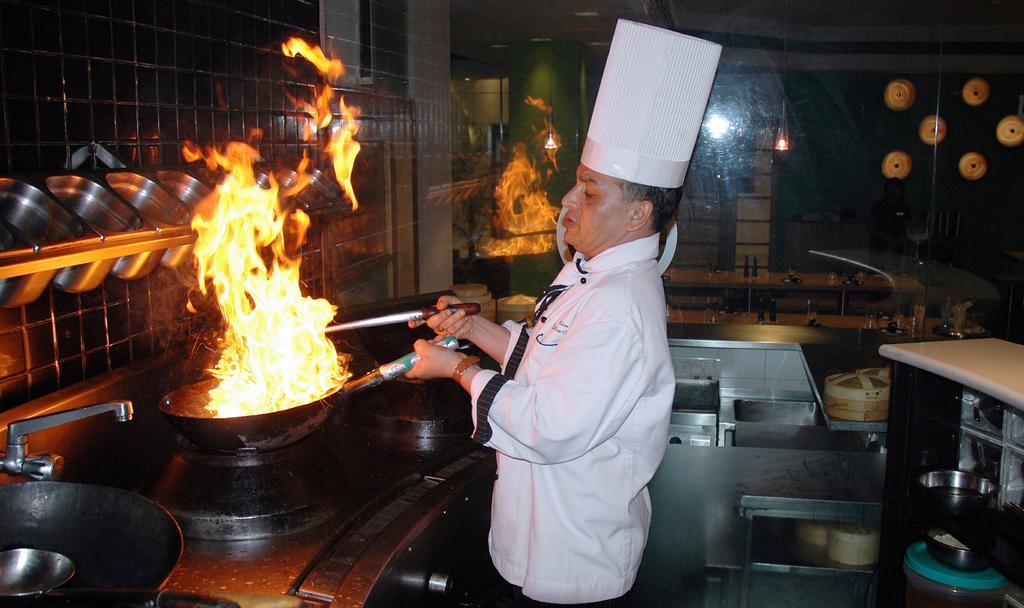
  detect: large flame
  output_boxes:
[188,142,350,417]
[182,39,365,418]
[479,97,561,257]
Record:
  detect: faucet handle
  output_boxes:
[20,453,65,481]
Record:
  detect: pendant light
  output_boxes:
[544,113,558,150]
[544,67,559,150]
[775,101,789,152]
[774,0,790,154]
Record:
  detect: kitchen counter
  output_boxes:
[669,322,921,412]
[879,338,1024,410]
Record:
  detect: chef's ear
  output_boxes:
[625,199,654,233]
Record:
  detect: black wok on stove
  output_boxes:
[0,482,182,589]
[159,378,345,452]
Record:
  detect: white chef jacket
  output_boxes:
[468,233,674,604]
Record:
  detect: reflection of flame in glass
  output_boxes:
[181,39,362,418]
[480,142,559,256]
[479,98,560,257]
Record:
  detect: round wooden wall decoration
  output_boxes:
[884,79,916,111]
[961,77,990,107]
[996,114,1024,147]
[882,150,912,179]
[919,115,947,145]
[958,152,987,181]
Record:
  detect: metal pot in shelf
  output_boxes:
[44,174,162,283]
[0,178,103,304]
[0,165,220,308]
[105,171,194,268]
[153,169,213,211]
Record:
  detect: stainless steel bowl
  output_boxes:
[305,168,346,209]
[925,528,989,570]
[916,469,996,518]
[0,179,90,306]
[106,172,193,268]
[0,222,56,308]
[189,164,222,188]
[0,178,86,245]
[45,175,144,233]
[105,172,190,227]
[45,175,161,283]
[153,170,212,210]
[253,166,273,190]
[0,548,75,596]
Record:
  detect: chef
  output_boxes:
[408,20,720,607]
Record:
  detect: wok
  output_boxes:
[161,336,459,452]
[160,335,460,450]
[0,482,182,589]
[159,379,344,452]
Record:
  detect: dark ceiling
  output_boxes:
[450,0,1024,79]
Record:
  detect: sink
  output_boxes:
[673,379,720,410]
[721,399,866,451]
[733,400,824,426]
[0,482,182,589]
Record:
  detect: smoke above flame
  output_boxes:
[183,39,361,417]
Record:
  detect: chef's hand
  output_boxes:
[408,295,475,341]
[406,339,463,380]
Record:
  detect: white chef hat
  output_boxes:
[581,20,722,188]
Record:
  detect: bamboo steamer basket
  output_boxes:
[824,369,891,422]
[795,521,831,565]
[827,524,879,566]
[497,293,537,324]
[452,283,496,322]
[452,283,489,298]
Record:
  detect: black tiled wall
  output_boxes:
[0,0,322,172]
[0,0,338,411]
[0,0,421,411]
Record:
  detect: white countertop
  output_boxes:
[878,338,1024,410]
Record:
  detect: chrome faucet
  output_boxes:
[2,401,133,481]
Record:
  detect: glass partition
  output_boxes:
[448,1,1024,340]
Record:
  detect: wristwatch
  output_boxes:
[452,355,480,383]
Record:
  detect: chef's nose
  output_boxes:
[562,183,583,209]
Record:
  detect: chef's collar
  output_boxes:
[573,233,659,275]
